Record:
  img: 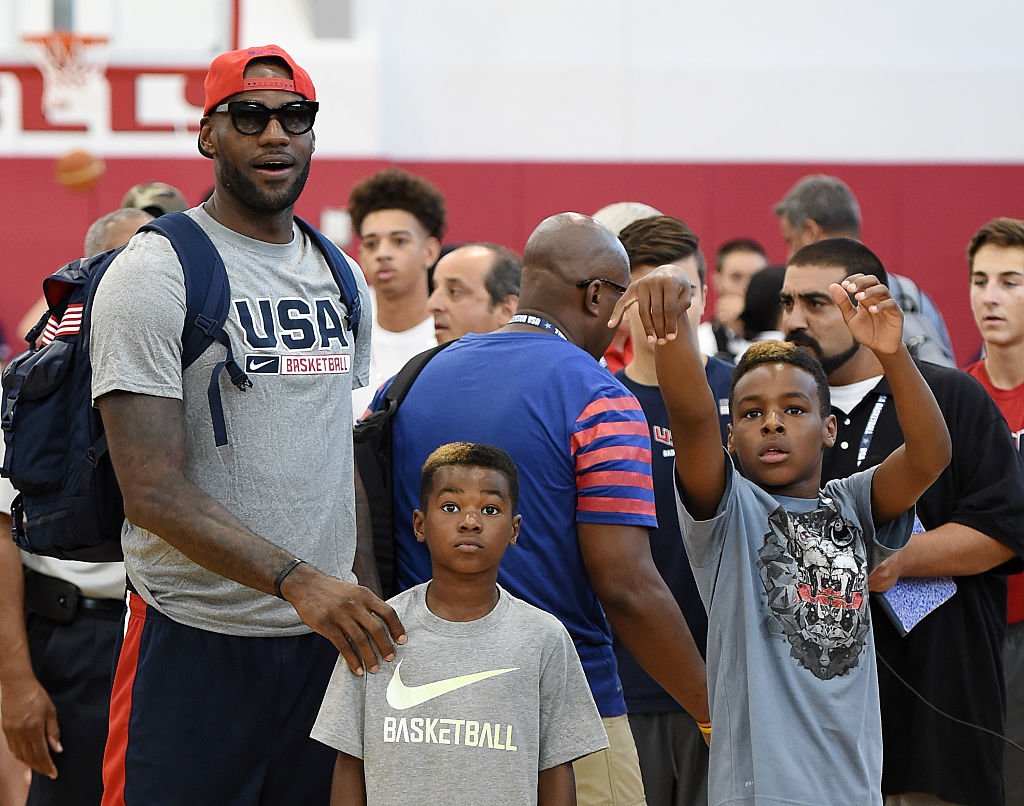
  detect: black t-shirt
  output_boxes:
[612,357,732,713]
[823,360,1024,806]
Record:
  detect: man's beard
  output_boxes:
[786,329,860,375]
[217,155,311,214]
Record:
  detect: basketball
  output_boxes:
[55,149,105,192]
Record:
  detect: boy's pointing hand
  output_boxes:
[829,273,904,356]
[608,264,695,345]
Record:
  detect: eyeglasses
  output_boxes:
[212,100,319,136]
[575,277,629,294]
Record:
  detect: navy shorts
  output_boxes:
[101,592,338,805]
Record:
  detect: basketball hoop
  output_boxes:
[22,32,109,114]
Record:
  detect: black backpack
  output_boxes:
[353,341,454,596]
[1,212,362,561]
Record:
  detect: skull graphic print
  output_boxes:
[757,497,869,680]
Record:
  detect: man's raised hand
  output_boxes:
[828,273,904,356]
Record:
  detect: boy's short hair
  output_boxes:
[347,167,448,240]
[787,237,889,289]
[618,215,705,285]
[730,341,831,417]
[419,442,519,511]
[967,218,1024,270]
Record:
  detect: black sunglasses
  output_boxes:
[576,277,628,294]
[213,100,319,136]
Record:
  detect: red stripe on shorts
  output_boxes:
[101,593,146,806]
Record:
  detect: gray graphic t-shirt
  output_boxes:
[90,207,371,635]
[678,459,912,806]
[312,584,608,805]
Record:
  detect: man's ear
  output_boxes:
[726,423,734,454]
[495,295,518,322]
[804,218,824,244]
[581,281,602,316]
[198,117,217,159]
[413,510,426,543]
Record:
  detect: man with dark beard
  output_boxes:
[781,237,1024,806]
[88,46,405,804]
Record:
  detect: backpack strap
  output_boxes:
[140,213,252,447]
[295,217,362,339]
[354,339,455,597]
[382,340,453,408]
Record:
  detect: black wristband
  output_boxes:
[273,558,306,599]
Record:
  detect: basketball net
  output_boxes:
[22,32,109,114]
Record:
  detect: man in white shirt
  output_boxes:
[347,168,446,415]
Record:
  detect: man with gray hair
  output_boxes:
[774,175,955,365]
[83,208,154,260]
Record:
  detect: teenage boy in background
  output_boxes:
[347,168,445,415]
[964,217,1024,806]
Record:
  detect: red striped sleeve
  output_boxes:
[577,470,654,491]
[576,396,642,422]
[575,445,652,471]
[571,421,650,453]
[577,496,657,517]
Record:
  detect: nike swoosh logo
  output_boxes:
[385,661,518,711]
[249,358,276,370]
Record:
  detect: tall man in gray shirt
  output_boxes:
[89,45,404,804]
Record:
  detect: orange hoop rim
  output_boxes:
[22,31,108,68]
[22,32,109,49]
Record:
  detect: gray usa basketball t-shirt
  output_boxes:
[312,583,609,805]
[90,206,371,635]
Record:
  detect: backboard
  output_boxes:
[0,0,235,67]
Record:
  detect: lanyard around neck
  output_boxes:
[508,314,568,341]
[856,394,888,467]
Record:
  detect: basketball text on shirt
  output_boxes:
[234,295,352,375]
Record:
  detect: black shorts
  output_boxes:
[101,592,338,805]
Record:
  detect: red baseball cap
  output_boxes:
[202,44,316,115]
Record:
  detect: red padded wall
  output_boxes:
[3,156,1021,365]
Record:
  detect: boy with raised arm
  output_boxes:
[312,443,608,806]
[609,270,951,804]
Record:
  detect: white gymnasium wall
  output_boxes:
[1,0,1022,161]
[246,0,1024,162]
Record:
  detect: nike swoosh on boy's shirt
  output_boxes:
[385,661,518,711]
[249,358,276,370]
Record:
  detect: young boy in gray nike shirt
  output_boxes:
[608,269,951,804]
[312,443,607,805]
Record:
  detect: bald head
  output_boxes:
[84,208,154,258]
[518,213,630,358]
[522,213,629,289]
